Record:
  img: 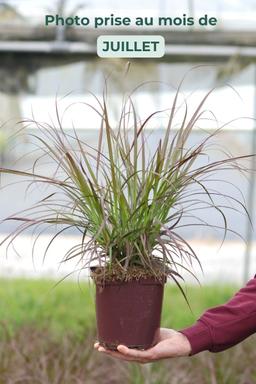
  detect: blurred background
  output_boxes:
[0,0,256,283]
[0,2,256,382]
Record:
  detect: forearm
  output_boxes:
[180,276,256,355]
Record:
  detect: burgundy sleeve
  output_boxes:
[179,276,256,355]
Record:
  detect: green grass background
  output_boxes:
[0,279,238,339]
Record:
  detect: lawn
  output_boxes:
[0,278,238,338]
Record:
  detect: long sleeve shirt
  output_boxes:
[180,276,256,355]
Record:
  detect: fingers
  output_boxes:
[117,345,154,360]
[102,350,133,361]
[94,341,155,363]
[96,345,137,361]
[94,341,133,360]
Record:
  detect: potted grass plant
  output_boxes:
[0,82,252,350]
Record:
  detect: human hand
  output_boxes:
[94,328,191,364]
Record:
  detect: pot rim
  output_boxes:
[93,276,167,286]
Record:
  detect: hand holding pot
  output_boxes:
[94,328,191,363]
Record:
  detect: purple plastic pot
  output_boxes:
[95,278,165,350]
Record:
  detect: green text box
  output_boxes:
[97,35,165,58]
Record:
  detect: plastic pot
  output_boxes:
[95,277,165,350]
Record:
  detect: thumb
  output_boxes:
[117,345,130,354]
[117,345,154,359]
